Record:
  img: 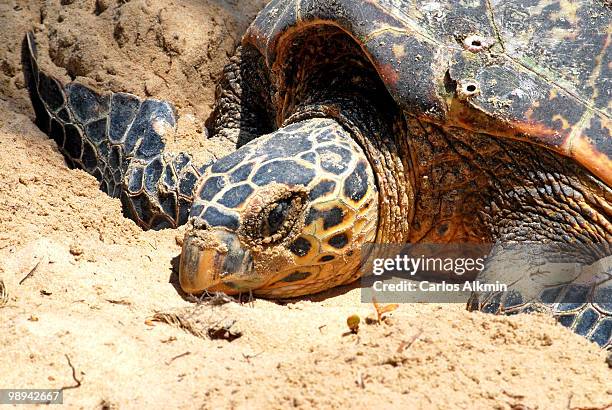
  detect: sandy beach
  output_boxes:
[0,1,610,408]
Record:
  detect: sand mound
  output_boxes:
[0,1,610,408]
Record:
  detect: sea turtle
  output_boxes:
[23,0,610,348]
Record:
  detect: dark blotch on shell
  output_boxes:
[589,319,611,348]
[328,233,348,249]
[199,176,226,201]
[252,160,315,186]
[127,166,144,193]
[594,283,612,314]
[300,152,317,163]
[109,93,140,143]
[343,160,369,201]
[144,157,163,194]
[289,237,312,257]
[136,126,166,159]
[177,197,191,225]
[257,131,313,160]
[202,206,240,230]
[66,83,110,124]
[163,164,176,189]
[81,141,98,171]
[229,162,254,183]
[305,206,344,230]
[64,123,83,160]
[160,191,177,222]
[322,207,344,230]
[281,271,312,282]
[574,308,599,336]
[124,100,175,156]
[500,290,524,310]
[57,108,71,122]
[481,293,502,314]
[540,286,565,304]
[316,129,336,143]
[556,285,590,311]
[38,73,65,112]
[556,314,576,328]
[316,145,352,175]
[218,184,254,208]
[309,180,336,200]
[179,171,199,197]
[189,203,205,219]
[211,148,249,173]
[49,119,65,147]
[85,118,108,144]
[109,146,122,170]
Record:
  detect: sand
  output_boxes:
[0,1,610,409]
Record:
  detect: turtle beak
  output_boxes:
[179,229,256,294]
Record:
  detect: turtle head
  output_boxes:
[179,118,378,297]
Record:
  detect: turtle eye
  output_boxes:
[267,198,292,235]
[257,193,306,243]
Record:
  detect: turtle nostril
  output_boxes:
[179,229,254,294]
[191,217,208,230]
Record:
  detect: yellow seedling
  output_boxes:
[372,297,398,323]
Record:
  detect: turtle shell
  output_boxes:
[244,0,611,186]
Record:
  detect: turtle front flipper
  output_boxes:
[468,243,612,349]
[23,32,207,230]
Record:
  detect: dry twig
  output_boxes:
[165,351,191,365]
[60,354,82,391]
[0,280,8,307]
[19,259,43,285]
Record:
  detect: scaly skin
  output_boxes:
[180,119,379,297]
[205,45,275,147]
[24,3,611,347]
[23,33,207,230]
[183,25,611,347]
